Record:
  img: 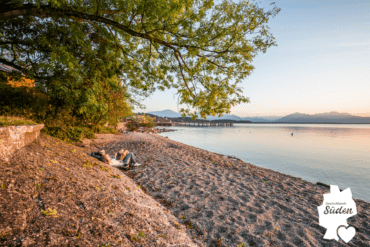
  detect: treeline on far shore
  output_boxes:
[136,113,252,123]
[137,113,370,125]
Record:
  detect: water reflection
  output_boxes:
[277,125,370,139]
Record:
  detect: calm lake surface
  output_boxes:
[158,124,370,202]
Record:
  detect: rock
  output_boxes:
[98,150,105,156]
[316,182,330,189]
[0,124,44,161]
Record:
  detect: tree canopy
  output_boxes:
[0,0,280,119]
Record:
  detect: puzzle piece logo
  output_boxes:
[317,185,357,242]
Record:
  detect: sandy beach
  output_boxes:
[87,132,370,247]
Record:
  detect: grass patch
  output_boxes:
[99,164,110,173]
[0,116,36,127]
[83,161,95,169]
[130,234,139,242]
[41,208,58,217]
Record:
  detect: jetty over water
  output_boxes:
[155,120,233,127]
[175,122,233,127]
[146,114,236,127]
[155,121,173,126]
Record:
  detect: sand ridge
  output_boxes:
[96,132,370,247]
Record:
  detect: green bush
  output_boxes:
[0,83,127,142]
[43,126,96,142]
[94,125,119,135]
[0,84,51,121]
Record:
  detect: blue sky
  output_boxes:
[140,0,370,117]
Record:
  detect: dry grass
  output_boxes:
[0,116,36,127]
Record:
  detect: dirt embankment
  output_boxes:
[0,133,197,247]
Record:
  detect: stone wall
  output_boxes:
[0,124,44,161]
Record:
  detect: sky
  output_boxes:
[139,0,370,117]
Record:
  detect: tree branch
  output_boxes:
[174,52,195,98]
[0,58,26,74]
[0,4,236,55]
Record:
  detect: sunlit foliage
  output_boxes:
[0,0,280,119]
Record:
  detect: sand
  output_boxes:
[89,132,370,247]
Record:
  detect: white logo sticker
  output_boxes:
[317,185,357,243]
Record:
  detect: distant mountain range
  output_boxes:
[148,110,275,122]
[147,110,370,124]
[148,109,182,118]
[277,112,370,124]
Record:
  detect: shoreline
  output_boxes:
[158,134,342,198]
[92,132,370,246]
[160,129,370,203]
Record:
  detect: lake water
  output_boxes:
[158,124,370,202]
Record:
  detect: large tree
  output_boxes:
[0,0,280,119]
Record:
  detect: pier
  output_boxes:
[153,117,233,127]
[155,121,233,127]
[174,122,233,127]
[156,122,173,126]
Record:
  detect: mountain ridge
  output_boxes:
[146,110,370,123]
[147,110,273,122]
[275,111,370,124]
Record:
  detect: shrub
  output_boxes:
[0,82,129,142]
[43,125,96,142]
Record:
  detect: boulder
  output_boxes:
[0,124,44,161]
